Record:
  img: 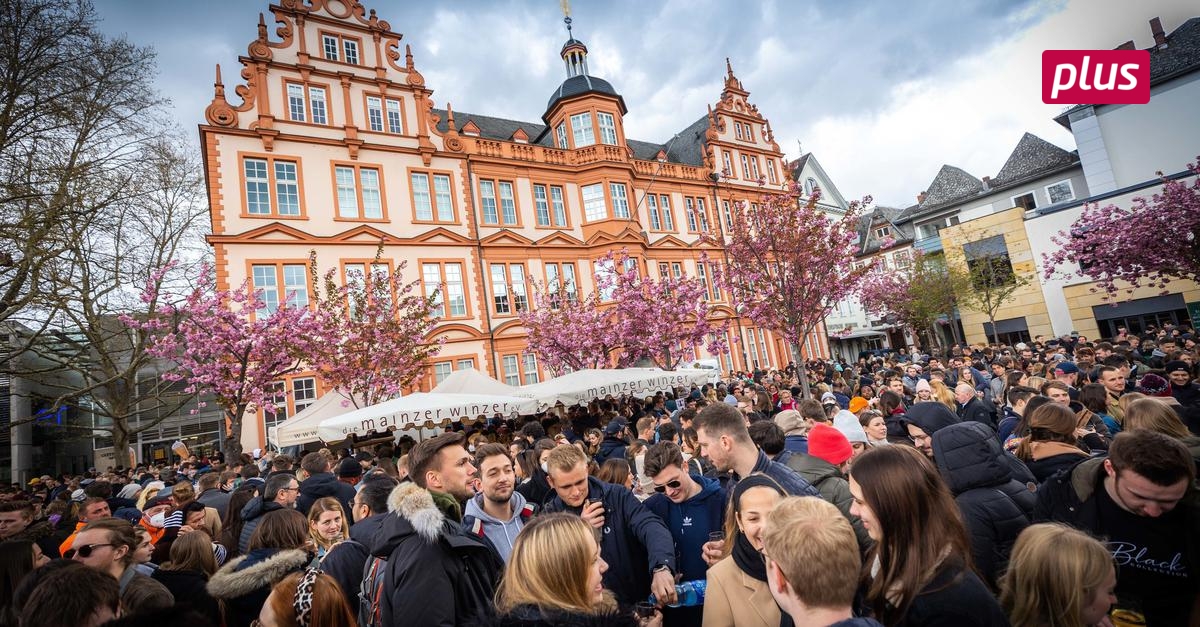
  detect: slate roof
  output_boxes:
[789,153,811,178]
[547,75,626,114]
[991,133,1076,187]
[430,109,709,167]
[920,165,983,210]
[1056,17,1200,126]
[857,205,915,255]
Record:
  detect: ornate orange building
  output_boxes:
[200,0,828,450]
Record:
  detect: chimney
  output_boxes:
[1114,40,1135,50]
[917,191,928,204]
[1150,17,1167,49]
[981,176,991,190]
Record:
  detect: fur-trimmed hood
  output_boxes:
[205,547,309,599]
[368,482,447,558]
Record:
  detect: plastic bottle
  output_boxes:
[648,580,707,608]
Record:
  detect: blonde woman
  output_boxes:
[136,481,166,511]
[1123,396,1200,466]
[493,512,656,626]
[929,379,957,411]
[306,497,349,561]
[1000,523,1116,627]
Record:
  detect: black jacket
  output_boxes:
[206,548,309,627]
[515,468,554,508]
[369,483,503,627]
[296,472,356,517]
[891,559,1009,627]
[932,422,1035,588]
[1025,451,1088,484]
[902,402,961,437]
[544,476,676,606]
[1034,456,1200,570]
[152,568,221,626]
[472,605,638,627]
[237,497,283,554]
[956,397,997,430]
[319,511,388,610]
[595,436,628,464]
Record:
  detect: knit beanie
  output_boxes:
[337,456,362,478]
[848,397,869,414]
[915,379,932,394]
[832,410,868,444]
[808,423,853,466]
[1136,373,1172,397]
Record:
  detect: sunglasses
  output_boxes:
[65,543,113,559]
[652,479,683,493]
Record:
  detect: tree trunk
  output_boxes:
[987,313,1001,345]
[224,407,244,462]
[790,343,812,399]
[112,423,131,470]
[949,311,964,346]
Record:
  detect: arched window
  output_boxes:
[805,177,819,196]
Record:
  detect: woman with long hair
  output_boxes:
[1079,383,1120,437]
[218,484,260,560]
[999,523,1116,627]
[1012,404,1090,483]
[878,390,909,444]
[597,458,635,492]
[207,509,312,627]
[152,530,221,625]
[306,497,349,561]
[0,540,48,626]
[255,569,355,627]
[849,446,1007,626]
[1123,396,1200,469]
[928,380,957,411]
[491,512,650,626]
[704,474,787,627]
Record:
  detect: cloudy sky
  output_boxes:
[98,0,1194,208]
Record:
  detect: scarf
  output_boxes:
[732,531,767,582]
[1029,440,1088,461]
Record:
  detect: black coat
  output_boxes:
[318,511,388,610]
[544,476,676,606]
[892,559,1009,627]
[957,397,997,430]
[515,468,554,508]
[196,488,232,519]
[296,472,356,517]
[1025,451,1088,484]
[932,422,1035,588]
[152,568,221,626]
[236,497,283,554]
[472,605,638,627]
[369,483,503,627]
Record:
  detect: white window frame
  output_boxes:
[659,195,675,230]
[610,183,630,219]
[597,112,617,145]
[555,123,568,149]
[582,183,606,221]
[1044,179,1076,205]
[570,112,594,148]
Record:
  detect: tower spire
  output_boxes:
[558,1,589,78]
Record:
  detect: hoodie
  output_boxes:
[463,491,531,563]
[901,402,961,437]
[296,471,356,517]
[643,474,726,582]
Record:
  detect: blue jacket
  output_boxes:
[783,435,808,455]
[644,475,726,582]
[595,437,628,464]
[545,477,676,606]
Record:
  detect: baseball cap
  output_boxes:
[1054,361,1079,374]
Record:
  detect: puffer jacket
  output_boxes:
[236,497,283,554]
[932,422,1035,589]
[781,453,871,550]
[206,547,309,627]
[369,482,503,627]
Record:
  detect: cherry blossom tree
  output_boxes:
[606,250,729,370]
[132,265,325,461]
[518,281,618,376]
[1043,159,1200,297]
[857,250,966,350]
[709,182,871,397]
[310,252,442,407]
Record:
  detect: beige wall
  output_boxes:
[941,207,1052,343]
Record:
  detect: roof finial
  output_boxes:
[446,102,455,126]
[561,0,573,36]
[213,64,225,97]
[257,13,267,40]
[405,44,414,70]
[726,57,734,78]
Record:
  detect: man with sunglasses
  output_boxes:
[643,441,726,627]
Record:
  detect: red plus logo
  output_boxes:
[1042,50,1151,104]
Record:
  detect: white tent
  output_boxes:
[514,368,713,411]
[317,392,540,443]
[431,367,521,396]
[269,390,362,448]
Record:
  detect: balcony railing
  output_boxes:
[913,235,943,254]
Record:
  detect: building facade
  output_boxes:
[200,1,827,451]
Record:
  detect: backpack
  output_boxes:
[358,555,388,627]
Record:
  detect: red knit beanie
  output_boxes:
[808,423,853,466]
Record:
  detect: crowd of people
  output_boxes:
[0,327,1198,626]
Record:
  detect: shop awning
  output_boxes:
[317,393,539,443]
[829,329,887,340]
[270,390,362,448]
[513,368,713,411]
[431,367,521,396]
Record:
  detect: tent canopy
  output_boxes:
[270,390,362,448]
[431,367,521,396]
[317,392,539,443]
[514,368,712,411]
